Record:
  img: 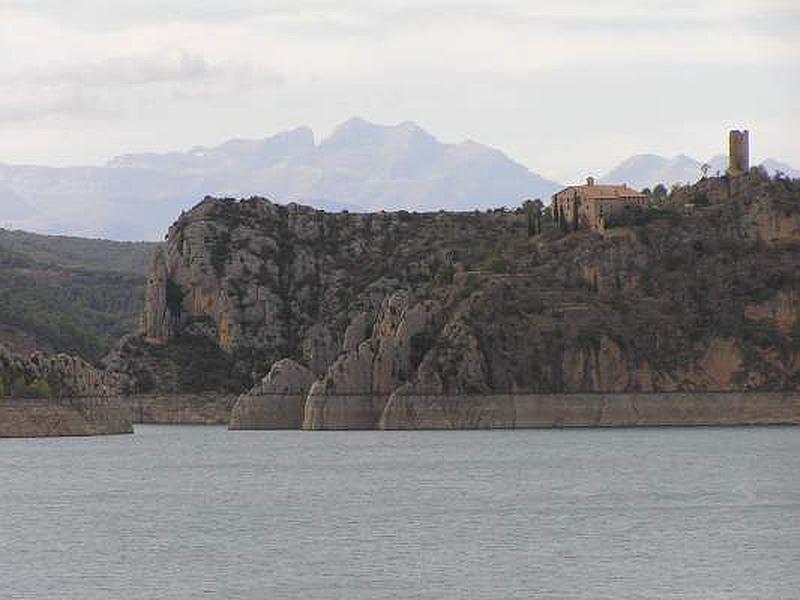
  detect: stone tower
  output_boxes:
[728,129,749,176]
[142,247,173,345]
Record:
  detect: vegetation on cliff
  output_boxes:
[109,171,799,418]
[0,344,121,399]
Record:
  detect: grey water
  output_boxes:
[1,426,798,599]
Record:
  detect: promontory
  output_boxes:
[103,169,800,429]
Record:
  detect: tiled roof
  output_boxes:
[555,184,646,200]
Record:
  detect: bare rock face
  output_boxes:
[687,338,744,390]
[303,291,444,429]
[302,324,338,378]
[560,336,644,392]
[230,359,316,429]
[142,247,173,344]
[342,311,372,352]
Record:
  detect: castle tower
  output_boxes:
[728,129,749,176]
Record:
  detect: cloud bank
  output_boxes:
[0,0,797,181]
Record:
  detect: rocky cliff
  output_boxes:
[0,344,132,436]
[109,171,800,429]
[230,359,315,429]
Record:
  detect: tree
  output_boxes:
[652,184,668,204]
[487,256,511,274]
[700,163,711,178]
[28,379,52,399]
[523,198,545,236]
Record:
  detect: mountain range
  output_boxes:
[0,118,560,241]
[1,118,796,241]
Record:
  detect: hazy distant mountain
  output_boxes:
[601,153,799,190]
[600,154,703,189]
[0,118,560,241]
[760,159,800,179]
[0,183,35,221]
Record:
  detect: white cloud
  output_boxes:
[0,46,284,122]
[0,0,796,179]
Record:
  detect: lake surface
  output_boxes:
[1,425,798,599]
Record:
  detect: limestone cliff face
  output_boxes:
[112,172,800,428]
[230,359,315,429]
[142,247,173,344]
[111,195,521,394]
[303,291,443,429]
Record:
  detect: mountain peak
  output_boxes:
[329,117,380,137]
[325,118,435,146]
[2,119,562,240]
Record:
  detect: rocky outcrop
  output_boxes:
[142,247,173,344]
[108,196,521,395]
[110,172,799,429]
[0,344,132,437]
[1,344,122,398]
[230,359,315,429]
[303,291,443,429]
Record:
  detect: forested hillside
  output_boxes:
[0,229,154,273]
[0,229,157,362]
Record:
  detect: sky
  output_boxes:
[0,0,798,182]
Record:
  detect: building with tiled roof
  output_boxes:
[552,177,648,232]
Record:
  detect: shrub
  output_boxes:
[410,332,435,368]
[27,378,52,399]
[434,263,455,285]
[166,279,184,315]
[487,256,511,274]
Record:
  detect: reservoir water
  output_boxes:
[1,425,798,599]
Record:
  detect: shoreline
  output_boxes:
[0,396,133,438]
[3,391,797,436]
[200,390,800,430]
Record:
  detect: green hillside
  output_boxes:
[0,228,155,274]
[0,229,158,363]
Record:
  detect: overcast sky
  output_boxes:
[0,0,797,182]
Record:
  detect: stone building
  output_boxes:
[552,177,648,232]
[728,129,749,176]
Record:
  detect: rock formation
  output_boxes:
[230,359,315,429]
[109,171,800,429]
[0,344,132,436]
[142,247,173,344]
